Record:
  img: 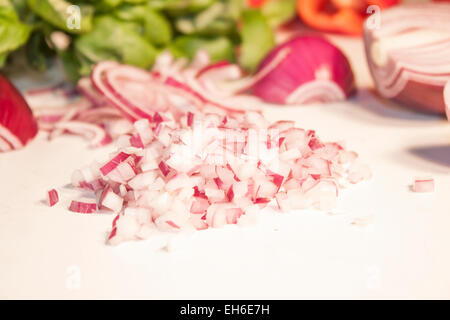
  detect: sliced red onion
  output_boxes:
[250,36,355,104]
[52,121,111,147]
[26,45,355,152]
[0,75,38,152]
[27,85,132,147]
[44,50,371,246]
[47,189,59,207]
[25,83,77,108]
[91,61,143,121]
[99,185,123,212]
[364,3,450,114]
[413,178,435,193]
[100,152,131,176]
[90,53,262,117]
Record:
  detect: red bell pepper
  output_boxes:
[297,0,399,36]
[247,0,268,8]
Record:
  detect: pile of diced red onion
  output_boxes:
[35,51,370,245]
[65,108,370,245]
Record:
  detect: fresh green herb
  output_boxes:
[0,0,297,80]
[0,0,31,67]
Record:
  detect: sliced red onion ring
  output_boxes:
[77,77,110,107]
[47,189,59,207]
[69,198,97,214]
[57,107,371,246]
[364,3,450,114]
[91,61,142,121]
[413,178,435,193]
[198,47,291,96]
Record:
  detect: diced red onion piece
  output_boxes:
[91,61,142,121]
[69,198,97,214]
[413,178,435,193]
[77,77,110,107]
[100,152,130,176]
[99,185,123,212]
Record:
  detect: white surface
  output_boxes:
[1,37,450,299]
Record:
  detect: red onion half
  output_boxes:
[364,3,450,115]
[250,36,355,105]
[0,75,38,152]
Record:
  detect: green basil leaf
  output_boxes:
[239,9,274,72]
[114,4,172,46]
[74,15,157,69]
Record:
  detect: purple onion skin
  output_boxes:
[251,36,355,104]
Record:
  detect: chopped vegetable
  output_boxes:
[413,178,435,193]
[69,198,97,214]
[48,54,371,245]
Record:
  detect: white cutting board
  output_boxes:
[1,36,450,299]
